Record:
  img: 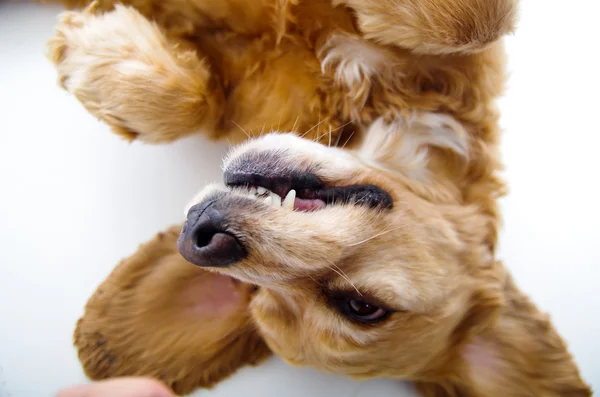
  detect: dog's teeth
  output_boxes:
[270,191,281,207]
[249,187,257,195]
[263,196,272,206]
[247,192,256,200]
[282,189,296,210]
[257,187,267,195]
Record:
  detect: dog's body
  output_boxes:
[37,0,592,395]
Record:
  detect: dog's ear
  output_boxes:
[73,225,270,395]
[427,265,592,396]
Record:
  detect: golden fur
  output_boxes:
[35,0,591,395]
[73,226,270,394]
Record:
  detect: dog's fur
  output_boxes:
[36,0,592,395]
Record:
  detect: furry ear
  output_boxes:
[335,0,518,54]
[431,265,592,397]
[73,226,270,395]
[448,265,504,349]
[416,264,591,396]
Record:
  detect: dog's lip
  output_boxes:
[224,170,393,210]
[224,170,324,199]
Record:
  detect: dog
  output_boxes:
[36,0,592,395]
[73,129,591,396]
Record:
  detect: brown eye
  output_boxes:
[341,298,389,323]
[349,299,378,315]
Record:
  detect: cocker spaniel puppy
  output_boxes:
[37,0,591,395]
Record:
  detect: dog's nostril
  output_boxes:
[178,204,247,268]
[194,226,218,249]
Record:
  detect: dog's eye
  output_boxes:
[342,298,389,323]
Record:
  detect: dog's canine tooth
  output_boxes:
[282,189,296,210]
[263,196,273,206]
[249,187,257,195]
[257,186,267,195]
[270,191,282,207]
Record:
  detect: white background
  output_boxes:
[1,1,599,396]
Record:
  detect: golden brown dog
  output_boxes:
[37,0,592,395]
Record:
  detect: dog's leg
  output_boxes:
[40,0,281,37]
[74,225,270,395]
[336,0,518,55]
[47,4,225,143]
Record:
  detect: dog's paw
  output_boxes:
[47,4,223,143]
[319,33,399,122]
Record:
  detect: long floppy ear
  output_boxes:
[73,225,271,395]
[416,263,591,396]
[417,262,592,397]
[459,270,592,396]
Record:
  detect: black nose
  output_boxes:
[177,202,246,267]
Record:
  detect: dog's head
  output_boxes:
[177,115,502,380]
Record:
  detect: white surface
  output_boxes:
[0,1,598,396]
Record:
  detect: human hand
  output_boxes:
[56,377,174,397]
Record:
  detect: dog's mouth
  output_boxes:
[178,151,393,270]
[224,170,393,211]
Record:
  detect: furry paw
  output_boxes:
[47,4,223,143]
[319,33,398,121]
[338,0,517,55]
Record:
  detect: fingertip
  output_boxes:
[56,377,174,397]
[55,384,91,397]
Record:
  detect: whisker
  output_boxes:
[231,120,251,139]
[317,102,322,141]
[358,210,385,233]
[291,116,300,134]
[327,261,362,297]
[348,225,406,247]
[305,272,325,287]
[332,121,354,147]
[315,131,329,142]
[340,130,356,150]
[333,128,343,147]
[328,125,332,147]
[423,315,439,325]
[300,117,330,139]
[333,120,354,133]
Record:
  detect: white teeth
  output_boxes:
[270,191,281,207]
[282,189,296,210]
[241,185,294,211]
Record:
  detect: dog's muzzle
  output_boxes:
[177,200,246,268]
[177,147,393,268]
